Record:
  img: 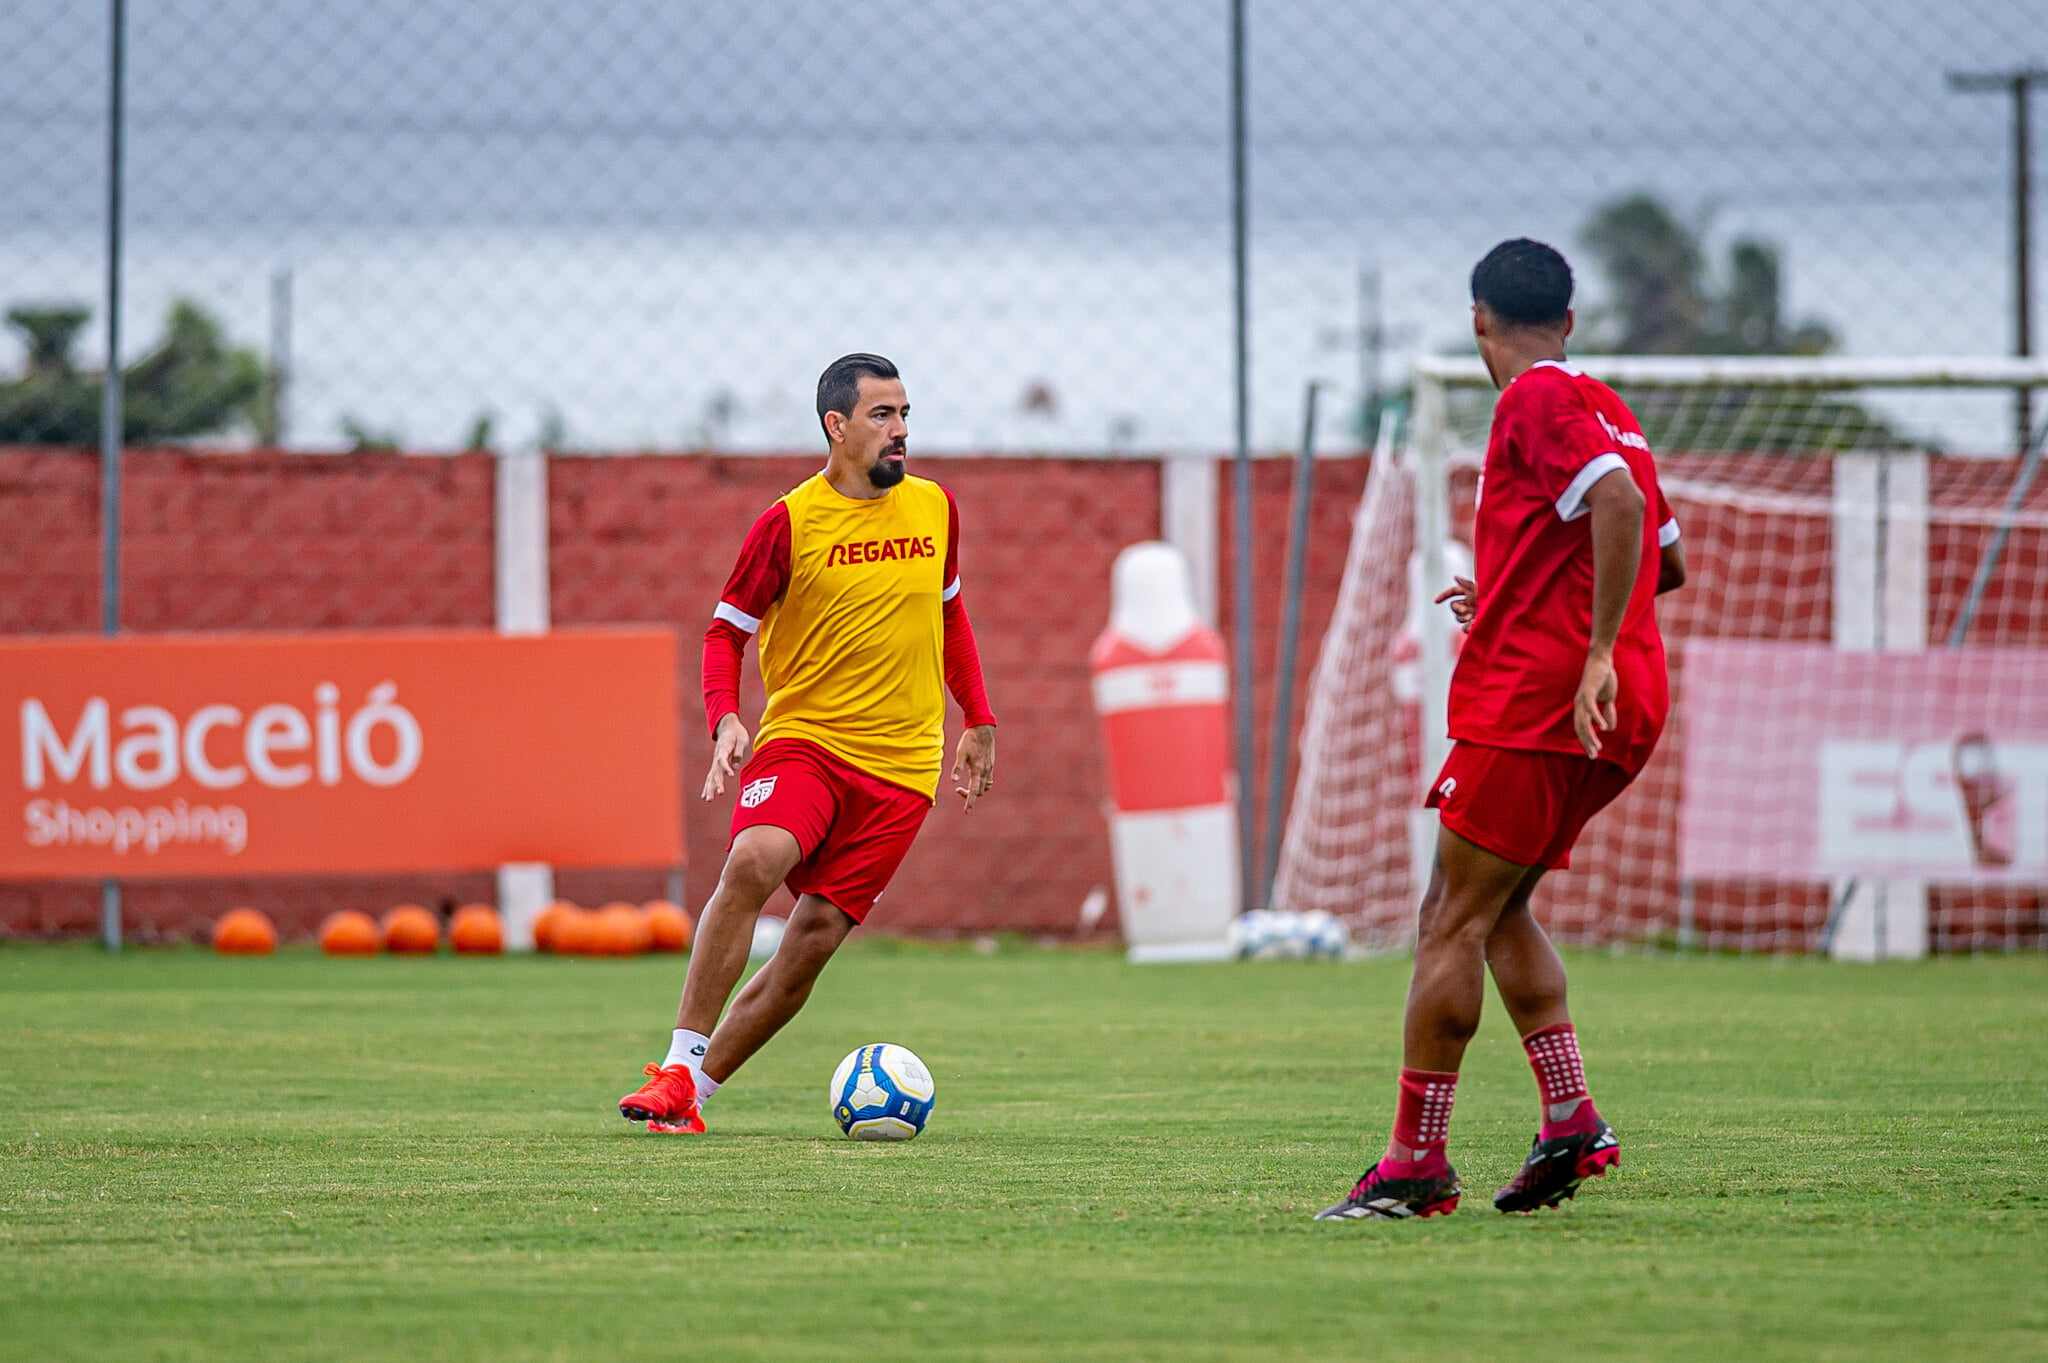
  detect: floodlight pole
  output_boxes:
[98,0,127,953]
[1949,66,2047,454]
[1227,0,1256,918]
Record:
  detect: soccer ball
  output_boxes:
[1298,909,1350,959]
[1230,909,1349,960]
[829,1043,935,1141]
[750,914,786,960]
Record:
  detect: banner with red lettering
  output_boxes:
[1681,642,2048,884]
[1,629,680,878]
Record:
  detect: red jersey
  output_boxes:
[1448,359,1679,776]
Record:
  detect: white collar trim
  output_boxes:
[1528,358,1584,377]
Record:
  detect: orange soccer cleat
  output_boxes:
[619,1062,704,1134]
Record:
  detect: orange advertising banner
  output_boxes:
[0,628,680,878]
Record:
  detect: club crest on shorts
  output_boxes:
[740,776,777,809]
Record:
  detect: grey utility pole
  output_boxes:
[1227,0,1256,919]
[1949,66,2047,453]
[99,0,127,952]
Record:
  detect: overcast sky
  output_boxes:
[2,0,2040,450]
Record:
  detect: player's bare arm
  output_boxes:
[1575,467,1646,758]
[1435,575,1478,627]
[702,712,754,800]
[1657,537,1687,595]
[951,723,996,809]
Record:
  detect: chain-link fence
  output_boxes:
[4,1,2040,461]
[3,2,2044,944]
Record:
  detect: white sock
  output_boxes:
[664,1029,715,1099]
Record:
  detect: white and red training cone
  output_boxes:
[1090,542,1239,963]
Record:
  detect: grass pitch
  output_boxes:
[2,941,2045,1362]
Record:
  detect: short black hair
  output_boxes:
[816,353,900,438]
[1470,238,1574,327]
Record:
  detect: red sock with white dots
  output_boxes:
[1523,1022,1601,1139]
[1378,1067,1459,1177]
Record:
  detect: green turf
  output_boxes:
[2,941,2044,1362]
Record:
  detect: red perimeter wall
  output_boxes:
[0,446,1366,942]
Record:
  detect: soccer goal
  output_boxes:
[1274,354,2048,956]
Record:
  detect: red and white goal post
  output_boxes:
[1275,354,2048,957]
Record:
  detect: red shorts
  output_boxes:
[1425,742,1634,870]
[729,739,931,922]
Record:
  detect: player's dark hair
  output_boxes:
[1470,238,1574,327]
[816,353,901,439]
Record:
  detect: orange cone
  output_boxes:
[212,907,277,955]
[319,910,380,956]
[595,902,652,956]
[449,904,504,955]
[381,904,441,955]
[643,900,692,952]
[533,900,581,953]
[551,906,601,957]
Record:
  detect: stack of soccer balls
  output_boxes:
[829,1043,936,1140]
[1230,909,1349,960]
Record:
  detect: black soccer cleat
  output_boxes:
[1493,1119,1620,1214]
[1314,1163,1462,1221]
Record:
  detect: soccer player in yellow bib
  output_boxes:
[619,354,998,1134]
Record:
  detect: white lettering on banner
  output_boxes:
[314,683,342,786]
[18,685,423,794]
[23,797,247,855]
[1818,739,2048,877]
[115,705,180,789]
[345,682,423,786]
[184,705,246,789]
[21,698,109,789]
[245,704,312,787]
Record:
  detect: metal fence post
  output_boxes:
[98,0,127,953]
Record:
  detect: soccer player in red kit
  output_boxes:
[1317,239,1687,1220]
[617,353,998,1134]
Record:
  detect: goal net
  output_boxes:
[1274,355,2048,955]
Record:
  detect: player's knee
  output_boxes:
[719,845,786,900]
[1414,896,1494,950]
[765,927,836,988]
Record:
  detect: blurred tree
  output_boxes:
[340,416,401,452]
[1573,194,1913,451]
[122,301,267,441]
[0,307,99,441]
[1578,194,1837,358]
[537,404,567,451]
[1580,194,1708,353]
[0,298,270,444]
[13,306,89,374]
[1720,239,1781,354]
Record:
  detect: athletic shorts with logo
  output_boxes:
[1425,741,1634,870]
[730,738,931,922]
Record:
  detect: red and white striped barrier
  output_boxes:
[1090,543,1238,962]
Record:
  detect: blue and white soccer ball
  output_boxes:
[829,1043,936,1141]
[1231,909,1349,960]
[1299,909,1350,959]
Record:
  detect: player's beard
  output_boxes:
[867,442,908,489]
